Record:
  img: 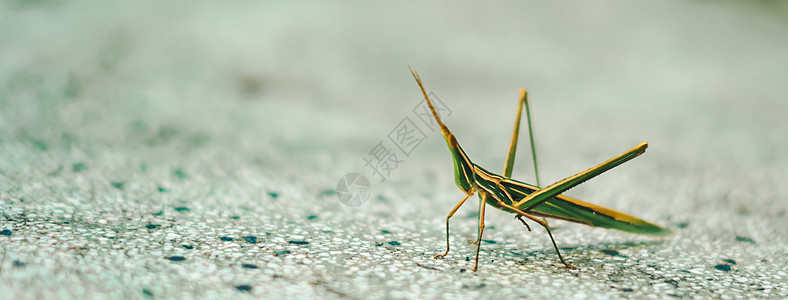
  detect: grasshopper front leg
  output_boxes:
[434,191,475,259]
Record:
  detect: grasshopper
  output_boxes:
[408,66,671,271]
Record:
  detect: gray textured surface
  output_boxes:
[1,1,787,299]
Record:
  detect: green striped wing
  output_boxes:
[500,179,672,236]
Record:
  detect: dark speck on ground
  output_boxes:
[601,249,628,258]
[235,285,253,292]
[735,236,756,244]
[714,264,732,272]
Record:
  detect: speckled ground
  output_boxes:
[1,1,787,299]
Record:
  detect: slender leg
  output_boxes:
[492,199,576,270]
[434,192,474,259]
[522,89,541,188]
[472,192,488,271]
[502,88,527,180]
[520,213,576,270]
[500,89,550,230]
[502,88,542,185]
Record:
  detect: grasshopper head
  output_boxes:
[443,134,476,194]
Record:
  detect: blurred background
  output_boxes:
[1,1,787,298]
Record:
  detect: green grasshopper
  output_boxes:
[408,66,671,271]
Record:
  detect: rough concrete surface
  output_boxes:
[1,1,787,299]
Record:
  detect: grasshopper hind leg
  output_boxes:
[494,199,577,270]
[520,213,577,270]
[500,87,573,269]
